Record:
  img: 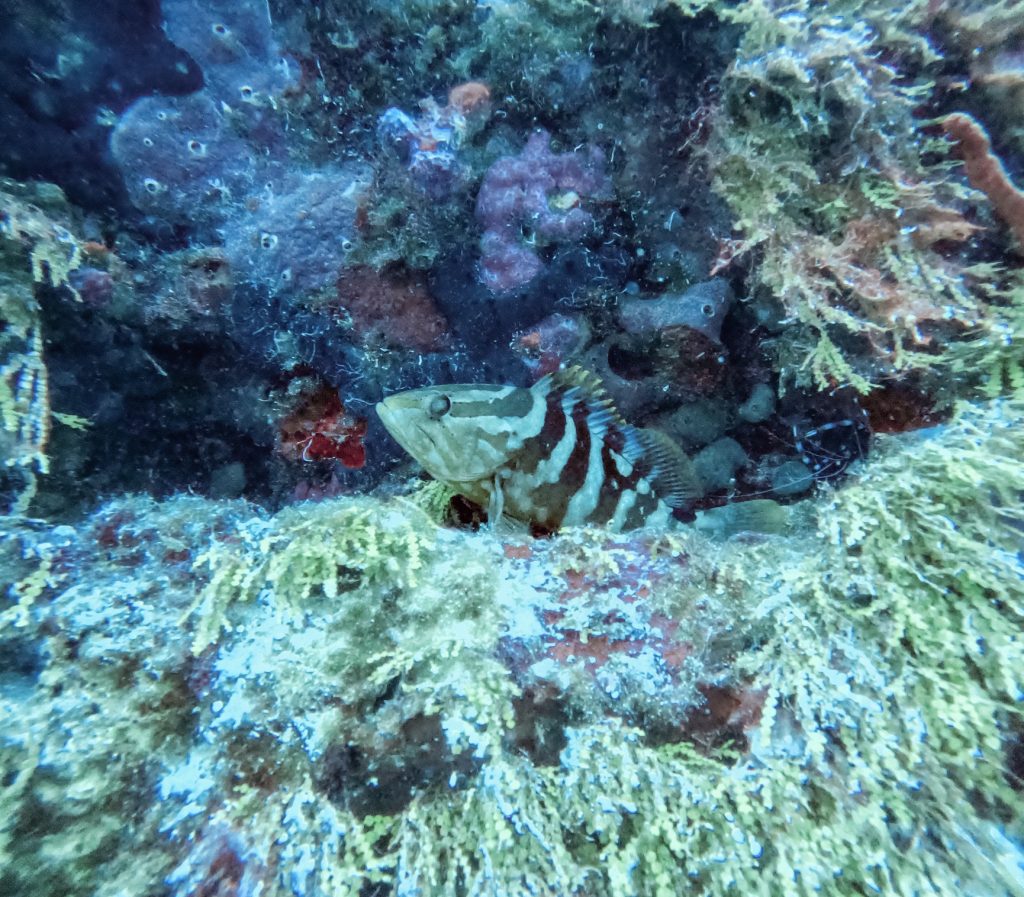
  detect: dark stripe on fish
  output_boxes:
[376,366,702,532]
[542,391,592,525]
[450,387,535,419]
[515,385,567,478]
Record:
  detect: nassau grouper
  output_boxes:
[376,367,705,532]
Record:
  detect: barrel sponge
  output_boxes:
[110,93,257,227]
[161,0,295,102]
[223,166,372,297]
[109,0,294,230]
[618,279,734,343]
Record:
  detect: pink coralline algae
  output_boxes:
[475,130,610,292]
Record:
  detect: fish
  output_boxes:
[376,367,705,532]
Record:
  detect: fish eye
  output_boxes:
[427,394,451,419]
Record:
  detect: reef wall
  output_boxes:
[2,0,1024,893]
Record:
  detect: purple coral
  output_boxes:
[378,86,492,200]
[110,0,294,231]
[379,106,466,199]
[475,130,610,292]
[223,166,372,297]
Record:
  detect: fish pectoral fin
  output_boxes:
[493,513,530,536]
[486,475,506,528]
[635,427,704,507]
[484,475,530,535]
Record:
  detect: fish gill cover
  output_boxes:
[1,0,1023,895]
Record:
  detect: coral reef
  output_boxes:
[703,0,990,392]
[3,399,1023,896]
[275,381,367,469]
[111,91,262,229]
[379,82,492,199]
[511,312,590,380]
[140,247,235,328]
[3,0,1024,893]
[161,0,294,103]
[617,278,733,344]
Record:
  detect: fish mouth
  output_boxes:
[375,400,438,466]
[375,400,409,445]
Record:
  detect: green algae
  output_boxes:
[698,0,988,393]
[3,395,1023,896]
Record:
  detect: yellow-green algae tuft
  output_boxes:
[0,180,87,511]
[694,0,1012,393]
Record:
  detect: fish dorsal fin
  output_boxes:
[545,365,611,400]
[543,365,618,405]
[486,475,505,527]
[584,403,615,442]
[541,366,625,437]
[634,427,704,507]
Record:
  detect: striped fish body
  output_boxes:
[376,368,703,532]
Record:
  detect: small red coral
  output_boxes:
[277,384,367,468]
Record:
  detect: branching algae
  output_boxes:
[2,396,1023,896]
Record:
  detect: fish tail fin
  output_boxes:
[697,499,791,537]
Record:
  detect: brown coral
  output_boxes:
[335,267,448,351]
[942,112,1024,251]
